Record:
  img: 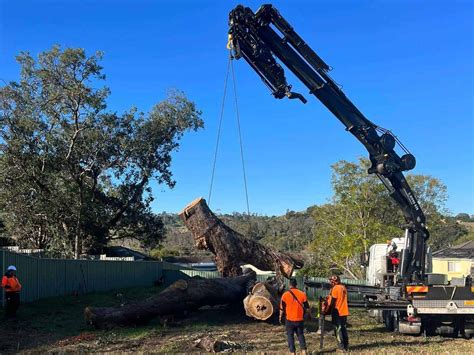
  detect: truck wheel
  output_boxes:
[421,319,436,337]
[393,312,400,333]
[383,310,395,331]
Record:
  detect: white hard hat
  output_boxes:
[7,265,16,271]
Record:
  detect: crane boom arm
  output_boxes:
[228,4,429,284]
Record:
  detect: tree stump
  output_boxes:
[84,269,256,329]
[179,197,304,278]
[243,280,280,320]
[194,336,244,352]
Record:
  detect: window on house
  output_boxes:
[448,261,460,272]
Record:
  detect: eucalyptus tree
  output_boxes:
[0,46,203,257]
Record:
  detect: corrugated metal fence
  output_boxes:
[161,267,367,302]
[1,250,367,304]
[0,250,163,304]
[303,276,367,301]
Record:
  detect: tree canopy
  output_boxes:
[455,213,474,222]
[0,46,203,257]
[304,158,465,278]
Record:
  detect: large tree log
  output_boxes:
[243,280,280,320]
[84,270,256,329]
[179,197,304,278]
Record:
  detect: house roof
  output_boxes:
[432,240,474,259]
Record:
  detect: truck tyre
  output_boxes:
[421,318,436,337]
[383,310,395,331]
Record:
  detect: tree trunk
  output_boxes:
[179,197,304,278]
[84,270,256,329]
[74,188,84,259]
[243,280,280,320]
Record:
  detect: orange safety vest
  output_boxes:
[328,284,349,316]
[280,287,308,321]
[1,275,22,293]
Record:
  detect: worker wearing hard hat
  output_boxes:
[1,265,22,318]
[327,275,349,351]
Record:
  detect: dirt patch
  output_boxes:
[24,308,474,353]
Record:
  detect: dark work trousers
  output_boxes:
[285,320,307,353]
[4,292,20,318]
[331,310,349,350]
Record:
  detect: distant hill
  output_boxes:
[134,209,473,259]
[158,209,315,257]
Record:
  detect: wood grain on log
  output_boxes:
[84,270,256,329]
[179,197,304,278]
[243,281,279,320]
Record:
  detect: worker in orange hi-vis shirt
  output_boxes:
[327,275,349,351]
[1,265,22,318]
[279,278,311,355]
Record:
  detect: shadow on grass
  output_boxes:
[0,285,164,353]
[353,325,392,333]
[351,338,450,351]
[318,338,451,353]
[0,289,262,353]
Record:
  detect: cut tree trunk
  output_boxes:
[179,197,304,278]
[84,270,256,329]
[243,280,280,320]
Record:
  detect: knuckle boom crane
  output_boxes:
[228,4,427,286]
[228,4,473,336]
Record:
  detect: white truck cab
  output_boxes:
[366,237,432,286]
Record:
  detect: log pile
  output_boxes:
[179,197,304,278]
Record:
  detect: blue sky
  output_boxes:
[1,0,472,216]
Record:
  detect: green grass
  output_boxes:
[0,285,165,352]
[1,289,472,353]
